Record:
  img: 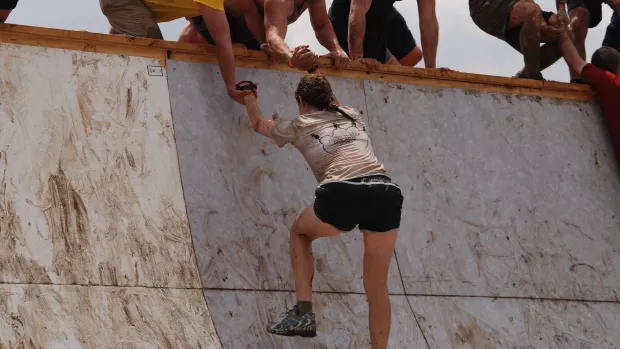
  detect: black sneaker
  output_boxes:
[514,70,545,81]
[266,305,317,338]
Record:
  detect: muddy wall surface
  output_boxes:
[168,60,620,348]
[0,44,221,349]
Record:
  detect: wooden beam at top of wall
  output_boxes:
[0,23,593,101]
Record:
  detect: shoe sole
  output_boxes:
[267,329,317,338]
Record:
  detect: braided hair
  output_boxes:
[294,74,357,122]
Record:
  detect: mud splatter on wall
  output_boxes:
[0,285,220,349]
[0,43,220,348]
[0,45,199,288]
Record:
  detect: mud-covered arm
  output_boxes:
[417,0,438,68]
[348,0,371,58]
[244,95,275,139]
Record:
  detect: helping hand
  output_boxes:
[260,43,278,63]
[353,57,381,70]
[291,45,318,71]
[327,49,350,69]
[228,87,254,106]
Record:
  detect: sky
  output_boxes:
[5,0,615,82]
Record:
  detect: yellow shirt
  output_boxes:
[143,0,224,23]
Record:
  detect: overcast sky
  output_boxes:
[6,0,614,82]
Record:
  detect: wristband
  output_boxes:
[286,53,294,68]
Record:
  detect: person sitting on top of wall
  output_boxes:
[469,0,568,80]
[99,0,254,105]
[0,0,19,23]
[181,0,350,72]
[328,0,439,69]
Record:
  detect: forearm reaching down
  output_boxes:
[417,0,438,68]
[200,7,236,89]
[200,5,252,104]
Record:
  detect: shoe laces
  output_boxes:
[278,305,298,318]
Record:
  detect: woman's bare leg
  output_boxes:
[267,205,341,337]
[290,205,341,302]
[362,229,398,349]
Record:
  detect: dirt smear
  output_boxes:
[45,166,93,284]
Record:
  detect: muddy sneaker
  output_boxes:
[266,305,317,338]
[514,70,545,81]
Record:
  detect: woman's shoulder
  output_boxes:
[338,106,363,120]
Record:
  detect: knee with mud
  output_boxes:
[522,3,542,24]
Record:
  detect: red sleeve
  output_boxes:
[581,64,620,97]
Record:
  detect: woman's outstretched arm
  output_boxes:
[243,94,276,139]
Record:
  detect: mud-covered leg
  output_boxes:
[508,0,544,78]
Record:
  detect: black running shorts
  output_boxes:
[313,175,403,233]
[0,0,18,10]
[385,8,418,61]
[329,0,398,63]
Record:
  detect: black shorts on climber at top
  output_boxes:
[0,0,19,10]
[328,0,417,64]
